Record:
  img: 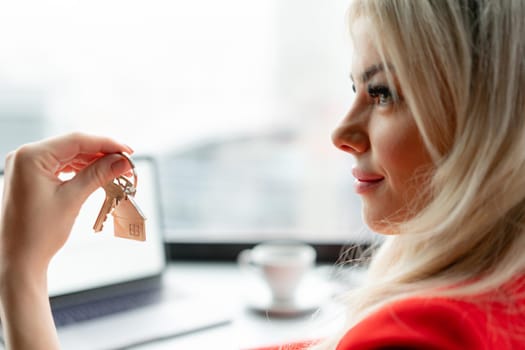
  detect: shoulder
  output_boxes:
[337,297,489,350]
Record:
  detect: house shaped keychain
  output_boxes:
[113,195,147,241]
[111,153,147,241]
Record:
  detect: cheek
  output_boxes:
[363,119,432,233]
[373,118,431,188]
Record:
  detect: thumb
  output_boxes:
[64,154,131,203]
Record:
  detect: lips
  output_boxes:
[352,168,384,194]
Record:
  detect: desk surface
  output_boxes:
[129,262,365,349]
[0,262,365,350]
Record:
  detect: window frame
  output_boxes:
[165,240,370,263]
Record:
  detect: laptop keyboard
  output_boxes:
[53,289,162,328]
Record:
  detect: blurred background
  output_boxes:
[0,0,372,249]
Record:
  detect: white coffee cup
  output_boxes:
[238,241,317,304]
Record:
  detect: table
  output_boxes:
[0,262,366,350]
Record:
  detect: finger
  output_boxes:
[69,152,106,165]
[54,152,109,175]
[61,153,132,203]
[39,132,133,166]
[66,155,103,169]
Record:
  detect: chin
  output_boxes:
[362,202,409,235]
[363,214,401,235]
[369,223,400,235]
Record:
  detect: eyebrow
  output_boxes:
[350,63,393,83]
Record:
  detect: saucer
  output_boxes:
[249,296,320,318]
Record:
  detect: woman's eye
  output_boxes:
[367,85,396,106]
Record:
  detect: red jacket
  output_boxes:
[255,276,525,349]
[337,295,525,349]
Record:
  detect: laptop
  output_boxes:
[0,156,232,350]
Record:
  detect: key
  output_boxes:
[112,195,147,241]
[116,175,136,196]
[93,181,126,232]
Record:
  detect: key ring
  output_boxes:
[116,152,138,194]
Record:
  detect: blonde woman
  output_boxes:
[1,0,525,349]
[326,0,525,348]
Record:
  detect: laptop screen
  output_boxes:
[0,156,166,297]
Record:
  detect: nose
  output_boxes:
[331,108,369,154]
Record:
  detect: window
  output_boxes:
[0,0,373,260]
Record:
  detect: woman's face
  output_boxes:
[332,17,433,234]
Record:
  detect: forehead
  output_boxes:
[350,17,384,81]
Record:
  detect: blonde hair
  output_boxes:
[317,0,525,348]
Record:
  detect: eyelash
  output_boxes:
[351,83,398,107]
[367,85,396,106]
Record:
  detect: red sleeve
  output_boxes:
[337,298,487,350]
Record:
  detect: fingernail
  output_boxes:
[124,144,134,153]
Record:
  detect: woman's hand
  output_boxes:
[0,132,133,350]
[1,132,133,272]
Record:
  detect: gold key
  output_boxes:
[112,154,146,241]
[112,195,147,241]
[93,181,126,232]
[92,152,147,241]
